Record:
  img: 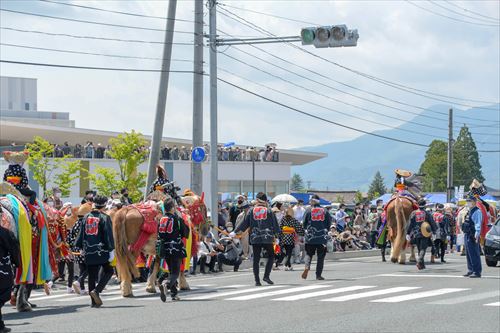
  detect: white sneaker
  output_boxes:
[284,267,289,271]
[67,287,75,294]
[80,289,88,296]
[45,281,53,295]
[72,281,81,295]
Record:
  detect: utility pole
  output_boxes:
[446,108,454,202]
[145,0,177,196]
[191,0,203,194]
[209,0,219,228]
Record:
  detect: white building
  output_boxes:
[0,76,75,128]
[0,76,326,206]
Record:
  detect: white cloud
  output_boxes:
[0,0,498,150]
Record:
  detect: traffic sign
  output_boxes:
[192,147,206,163]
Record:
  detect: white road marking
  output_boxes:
[429,290,500,305]
[272,286,375,301]
[378,274,500,279]
[226,285,329,301]
[484,302,500,307]
[371,288,468,303]
[184,285,286,300]
[137,285,251,301]
[321,287,421,302]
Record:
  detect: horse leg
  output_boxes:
[117,254,134,297]
[179,271,190,291]
[399,244,407,264]
[146,259,159,294]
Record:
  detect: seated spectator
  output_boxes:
[217,236,243,272]
[198,234,217,273]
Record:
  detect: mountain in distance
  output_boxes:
[293,104,500,191]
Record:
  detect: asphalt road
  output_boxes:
[3,253,500,333]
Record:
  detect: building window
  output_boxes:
[25,102,30,110]
[8,102,13,109]
[242,180,266,197]
[266,181,289,198]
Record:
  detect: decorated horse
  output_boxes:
[381,170,424,264]
[113,187,208,297]
[0,190,53,311]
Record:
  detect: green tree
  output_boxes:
[354,191,364,203]
[108,130,148,202]
[368,171,386,199]
[54,160,82,197]
[87,166,124,197]
[419,140,448,192]
[335,195,345,204]
[26,136,70,196]
[453,125,484,186]
[290,173,305,192]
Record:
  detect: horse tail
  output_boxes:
[113,207,138,280]
[391,194,407,263]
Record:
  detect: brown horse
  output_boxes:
[385,174,423,264]
[113,191,207,297]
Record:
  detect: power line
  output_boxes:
[405,0,500,27]
[0,59,199,73]
[1,43,195,62]
[428,0,500,24]
[220,50,499,142]
[219,7,500,109]
[38,0,199,23]
[219,66,447,139]
[0,8,194,35]
[219,3,320,26]
[217,77,430,147]
[443,0,500,22]
[0,27,195,46]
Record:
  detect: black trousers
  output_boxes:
[165,257,181,296]
[87,263,113,300]
[252,244,274,282]
[78,263,88,290]
[282,245,295,268]
[53,261,75,287]
[432,239,447,260]
[217,253,242,271]
[305,244,327,277]
[415,237,430,264]
[199,255,216,273]
[19,187,37,205]
[0,300,4,330]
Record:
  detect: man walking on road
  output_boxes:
[302,194,331,280]
[76,195,115,308]
[406,199,436,270]
[462,195,483,278]
[232,192,280,286]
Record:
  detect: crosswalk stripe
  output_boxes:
[138,285,250,301]
[184,285,287,300]
[321,287,421,302]
[378,274,500,279]
[484,302,500,307]
[429,290,500,305]
[371,288,468,303]
[272,286,375,301]
[226,285,330,301]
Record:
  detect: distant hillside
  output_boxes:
[293,104,500,191]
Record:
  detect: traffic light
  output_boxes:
[300,25,359,48]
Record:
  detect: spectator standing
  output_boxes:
[229,196,244,225]
[95,143,105,159]
[279,206,304,271]
[235,200,251,259]
[62,141,72,156]
[54,144,64,158]
[367,206,379,248]
[105,145,112,159]
[74,144,83,158]
[171,146,179,160]
[120,188,132,206]
[85,142,95,159]
[335,204,348,232]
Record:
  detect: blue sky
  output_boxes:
[1,0,499,149]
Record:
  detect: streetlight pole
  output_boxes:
[209,0,219,228]
[446,108,454,202]
[191,0,204,195]
[145,0,177,196]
